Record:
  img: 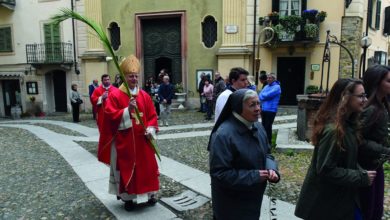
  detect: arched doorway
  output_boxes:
[154,57,172,79]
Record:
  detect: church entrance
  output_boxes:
[141,17,182,85]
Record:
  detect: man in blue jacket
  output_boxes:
[259,73,281,144]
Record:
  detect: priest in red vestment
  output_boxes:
[91,73,118,160]
[91,74,117,132]
[98,55,159,211]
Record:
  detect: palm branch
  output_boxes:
[50,8,161,160]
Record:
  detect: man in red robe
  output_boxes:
[98,55,159,211]
[91,74,118,132]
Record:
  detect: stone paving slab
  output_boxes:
[159,115,297,131]
[158,122,296,140]
[276,128,313,152]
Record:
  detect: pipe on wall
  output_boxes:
[252,0,258,82]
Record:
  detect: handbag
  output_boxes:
[201,96,206,104]
[76,98,83,104]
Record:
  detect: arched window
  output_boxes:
[202,16,217,48]
[108,22,121,50]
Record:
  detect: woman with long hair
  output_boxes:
[359,64,390,220]
[295,78,376,220]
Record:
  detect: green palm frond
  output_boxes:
[50,8,161,161]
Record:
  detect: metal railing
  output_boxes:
[0,0,15,5]
[0,0,15,10]
[26,42,73,64]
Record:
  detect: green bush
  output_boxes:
[306,85,319,94]
[279,15,302,34]
[304,24,319,38]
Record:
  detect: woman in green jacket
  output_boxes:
[359,65,390,220]
[295,78,377,220]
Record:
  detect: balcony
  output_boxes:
[26,43,73,66]
[0,0,15,10]
[259,10,326,47]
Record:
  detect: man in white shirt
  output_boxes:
[214,67,249,122]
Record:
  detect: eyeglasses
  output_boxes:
[351,93,367,100]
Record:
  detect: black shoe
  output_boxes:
[124,200,136,211]
[147,195,158,206]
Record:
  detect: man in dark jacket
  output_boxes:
[212,72,226,107]
[89,79,99,119]
[158,75,174,126]
[198,73,207,112]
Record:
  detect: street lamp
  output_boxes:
[359,35,372,78]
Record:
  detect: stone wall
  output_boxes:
[297,95,325,141]
[339,16,363,78]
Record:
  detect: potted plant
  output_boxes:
[268,11,279,25]
[174,82,184,94]
[272,24,284,40]
[316,11,327,23]
[304,23,319,39]
[277,15,302,41]
[174,82,186,108]
[302,9,318,23]
[259,17,265,26]
[305,85,320,94]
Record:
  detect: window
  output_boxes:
[0,26,13,52]
[375,0,382,30]
[384,6,390,35]
[374,51,388,65]
[280,0,301,16]
[201,16,217,48]
[26,82,38,94]
[108,22,121,51]
[369,0,381,30]
[273,0,306,17]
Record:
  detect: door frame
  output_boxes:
[135,11,187,90]
[272,53,310,105]
[272,53,311,90]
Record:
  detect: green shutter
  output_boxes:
[375,0,381,30]
[0,27,12,52]
[368,0,374,28]
[384,6,390,35]
[44,23,61,62]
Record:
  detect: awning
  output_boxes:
[0,72,23,78]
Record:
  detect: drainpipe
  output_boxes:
[71,0,80,75]
[252,0,258,84]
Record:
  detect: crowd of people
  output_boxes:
[78,57,390,220]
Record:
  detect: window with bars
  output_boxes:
[108,22,121,51]
[201,16,217,48]
[0,26,12,52]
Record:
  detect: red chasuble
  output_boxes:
[91,85,118,132]
[98,87,159,194]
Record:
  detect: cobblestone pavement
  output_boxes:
[3,108,389,219]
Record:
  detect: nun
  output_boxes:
[208,89,280,220]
